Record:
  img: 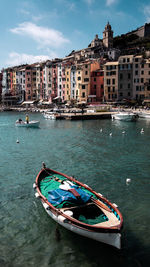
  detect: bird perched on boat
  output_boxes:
[140,128,144,134]
[126,178,131,185]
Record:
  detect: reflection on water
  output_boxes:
[0,112,149,266]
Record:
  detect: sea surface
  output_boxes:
[0,111,149,267]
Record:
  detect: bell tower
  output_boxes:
[103,22,113,48]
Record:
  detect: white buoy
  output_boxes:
[126,178,131,185]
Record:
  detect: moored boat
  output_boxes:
[112,111,138,121]
[15,119,40,127]
[43,112,57,120]
[33,164,123,249]
[138,112,150,119]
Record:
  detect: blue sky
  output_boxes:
[0,0,150,70]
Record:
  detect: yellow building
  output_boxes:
[76,62,91,102]
[104,61,119,102]
[65,66,71,101]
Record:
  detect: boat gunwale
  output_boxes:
[35,168,123,233]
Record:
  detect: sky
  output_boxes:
[0,0,150,70]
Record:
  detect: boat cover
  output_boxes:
[48,186,91,207]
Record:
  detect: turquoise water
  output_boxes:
[0,112,149,267]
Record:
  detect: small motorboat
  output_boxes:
[138,112,150,119]
[33,164,123,249]
[15,119,40,127]
[43,112,57,120]
[112,112,138,121]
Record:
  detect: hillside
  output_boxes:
[113,34,150,51]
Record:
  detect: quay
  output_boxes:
[55,112,112,120]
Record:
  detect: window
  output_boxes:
[107,79,110,85]
[135,71,138,75]
[85,71,88,75]
[128,73,131,79]
[112,79,115,85]
[78,77,81,80]
[94,78,96,82]
[82,92,85,97]
[128,83,130,89]
[120,73,123,80]
[82,85,85,89]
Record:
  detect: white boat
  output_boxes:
[15,120,40,127]
[112,112,137,121]
[34,164,123,249]
[138,112,150,119]
[43,112,57,120]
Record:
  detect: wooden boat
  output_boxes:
[15,119,40,127]
[112,111,138,121]
[33,164,123,249]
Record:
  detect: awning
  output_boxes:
[88,95,96,98]
[53,96,61,100]
[143,99,150,103]
[77,101,86,104]
[21,101,35,105]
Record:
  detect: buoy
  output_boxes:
[122,131,125,134]
[35,192,40,198]
[100,128,103,132]
[16,139,19,143]
[33,183,36,189]
[126,178,131,185]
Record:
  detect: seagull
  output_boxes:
[140,128,144,134]
[122,131,125,134]
[100,128,103,132]
[126,178,131,185]
[109,132,112,136]
[16,139,19,143]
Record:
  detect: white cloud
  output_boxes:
[10,22,70,48]
[5,52,57,67]
[106,0,117,6]
[143,5,150,22]
[84,0,95,5]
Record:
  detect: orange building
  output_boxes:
[90,61,104,103]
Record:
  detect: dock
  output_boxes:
[56,112,112,120]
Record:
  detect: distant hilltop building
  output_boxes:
[126,23,150,38]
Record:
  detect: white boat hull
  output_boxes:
[112,112,137,121]
[138,112,150,119]
[42,202,121,249]
[15,120,40,127]
[43,113,56,119]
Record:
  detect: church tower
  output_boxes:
[103,22,113,48]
